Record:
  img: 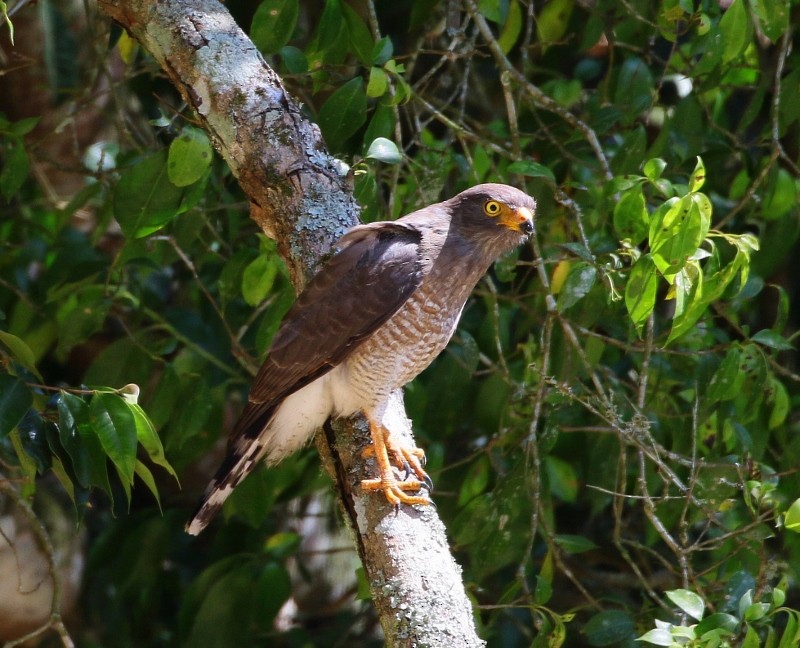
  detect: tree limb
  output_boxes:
[95,1,484,645]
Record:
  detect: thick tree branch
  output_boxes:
[95,1,483,645]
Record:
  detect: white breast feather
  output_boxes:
[263,375,335,464]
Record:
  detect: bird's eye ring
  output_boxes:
[484,200,502,216]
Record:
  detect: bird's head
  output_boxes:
[447,184,536,251]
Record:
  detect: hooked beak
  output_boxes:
[509,206,534,235]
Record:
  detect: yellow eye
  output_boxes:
[484,200,502,216]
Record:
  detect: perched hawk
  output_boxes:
[186,183,535,535]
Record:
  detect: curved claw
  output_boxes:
[361,414,434,508]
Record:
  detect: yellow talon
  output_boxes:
[361,414,433,506]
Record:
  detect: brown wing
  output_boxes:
[230,220,430,442]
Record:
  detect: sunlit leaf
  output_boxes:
[613,186,648,244]
[784,498,800,532]
[366,66,388,98]
[365,137,402,164]
[667,589,705,621]
[242,254,279,307]
[625,254,657,336]
[688,156,706,192]
[636,628,673,646]
[536,0,574,51]
[498,0,522,54]
[720,0,752,63]
[168,127,213,187]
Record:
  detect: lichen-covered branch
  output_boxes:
[95,1,483,645]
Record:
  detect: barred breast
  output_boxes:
[336,254,489,414]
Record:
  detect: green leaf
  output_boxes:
[556,261,596,311]
[643,158,667,180]
[371,36,393,66]
[6,116,39,137]
[242,254,279,307]
[720,0,752,63]
[584,610,635,646]
[545,456,578,502]
[316,78,367,150]
[667,589,705,621]
[762,167,797,220]
[114,150,185,238]
[57,392,110,491]
[613,186,648,244]
[625,254,657,336]
[1,138,29,200]
[695,612,739,636]
[615,57,654,120]
[89,392,138,486]
[366,66,389,98]
[250,0,299,56]
[279,45,307,73]
[784,498,800,532]
[507,160,555,182]
[134,459,161,510]
[751,329,793,351]
[707,346,744,402]
[365,137,402,164]
[636,628,673,646]
[750,0,790,42]
[768,377,789,429]
[342,2,374,64]
[554,534,598,554]
[1,0,14,45]
[649,196,707,278]
[688,156,706,192]
[498,0,522,54]
[167,127,213,187]
[0,374,32,438]
[54,286,111,361]
[307,0,348,66]
[536,0,574,51]
[129,402,178,480]
[0,330,41,379]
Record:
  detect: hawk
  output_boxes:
[186,183,535,534]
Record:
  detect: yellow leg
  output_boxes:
[360,415,432,506]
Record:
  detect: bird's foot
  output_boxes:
[361,416,433,507]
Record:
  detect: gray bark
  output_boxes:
[95,1,484,645]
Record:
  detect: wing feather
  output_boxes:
[233,220,429,440]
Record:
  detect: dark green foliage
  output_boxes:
[2,0,800,646]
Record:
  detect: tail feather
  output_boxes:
[185,405,276,535]
[185,437,266,535]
